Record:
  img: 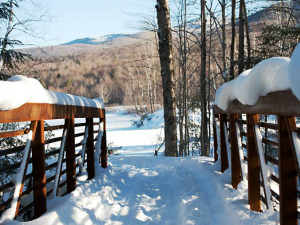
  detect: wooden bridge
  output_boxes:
[1,89,300,224]
[0,102,107,221]
[213,90,300,225]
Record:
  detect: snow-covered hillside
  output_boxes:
[4,108,279,225]
[61,34,135,45]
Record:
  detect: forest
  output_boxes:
[2,0,300,157]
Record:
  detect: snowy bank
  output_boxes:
[0,75,105,111]
[215,43,300,110]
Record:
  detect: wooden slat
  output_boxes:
[44,136,62,145]
[66,118,76,193]
[74,132,85,138]
[0,145,25,157]
[231,114,241,189]
[220,114,229,173]
[240,131,247,137]
[259,122,278,130]
[0,128,30,138]
[285,116,300,182]
[252,115,270,209]
[265,154,279,165]
[278,115,298,225]
[247,114,261,212]
[15,121,38,219]
[100,117,108,168]
[45,149,60,159]
[87,118,95,180]
[74,123,86,127]
[44,125,64,131]
[239,119,247,125]
[262,138,278,148]
[213,115,219,162]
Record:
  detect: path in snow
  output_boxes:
[6,109,279,225]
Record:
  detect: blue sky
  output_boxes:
[12,0,156,47]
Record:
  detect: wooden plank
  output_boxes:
[262,138,278,148]
[0,103,105,123]
[252,115,270,209]
[31,120,47,218]
[278,115,298,225]
[100,117,108,168]
[44,125,64,131]
[0,128,29,138]
[214,90,300,116]
[230,114,241,189]
[86,118,95,180]
[247,114,261,212]
[259,122,278,130]
[0,145,24,157]
[213,115,219,162]
[285,116,300,182]
[14,121,38,219]
[220,114,229,173]
[265,154,279,165]
[66,118,76,193]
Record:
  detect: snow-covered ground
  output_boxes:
[5,109,279,225]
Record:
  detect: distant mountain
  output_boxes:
[61,34,135,45]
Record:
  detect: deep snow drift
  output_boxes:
[0,75,104,111]
[215,43,300,110]
[4,109,279,225]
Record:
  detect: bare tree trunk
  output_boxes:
[156,0,178,157]
[229,0,236,80]
[238,0,245,75]
[220,0,227,81]
[183,0,188,157]
[201,0,209,156]
[243,3,251,70]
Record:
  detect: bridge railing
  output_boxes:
[0,103,107,221]
[213,90,300,225]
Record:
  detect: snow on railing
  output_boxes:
[0,79,107,223]
[213,43,300,225]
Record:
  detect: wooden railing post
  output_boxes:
[213,114,219,162]
[100,116,108,168]
[32,120,47,218]
[278,116,298,225]
[66,118,76,193]
[86,118,95,180]
[230,114,241,189]
[220,114,229,173]
[247,114,261,212]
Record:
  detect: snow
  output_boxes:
[52,128,67,198]
[254,125,272,209]
[235,122,247,181]
[2,108,280,225]
[0,131,33,224]
[0,75,104,111]
[215,43,300,110]
[292,131,300,168]
[224,122,231,166]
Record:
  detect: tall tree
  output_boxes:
[229,0,236,80]
[155,0,178,157]
[238,0,245,75]
[200,0,209,156]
